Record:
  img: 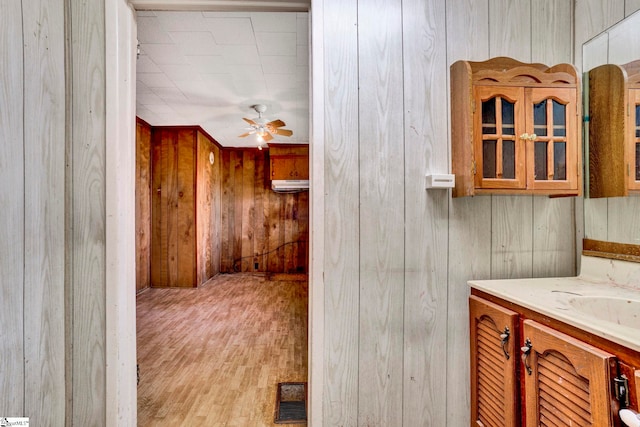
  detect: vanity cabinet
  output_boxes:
[451,57,581,197]
[470,294,628,427]
[588,60,640,197]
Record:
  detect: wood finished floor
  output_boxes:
[136,273,308,426]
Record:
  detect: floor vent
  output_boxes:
[275,382,307,424]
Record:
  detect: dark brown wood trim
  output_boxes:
[583,238,640,263]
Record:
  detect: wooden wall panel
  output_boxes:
[176,130,196,287]
[489,0,535,280]
[232,150,243,272]
[136,118,152,292]
[357,1,405,425]
[217,149,308,274]
[401,0,449,425]
[212,144,222,274]
[196,130,216,285]
[150,127,220,287]
[532,0,577,278]
[22,1,66,424]
[220,149,232,272]
[70,0,107,423]
[322,0,360,424]
[0,0,25,417]
[445,1,492,426]
[241,151,256,272]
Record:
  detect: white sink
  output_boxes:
[568,296,640,329]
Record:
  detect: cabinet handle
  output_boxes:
[521,338,533,375]
[519,133,537,141]
[499,327,511,360]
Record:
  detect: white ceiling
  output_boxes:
[135,10,309,148]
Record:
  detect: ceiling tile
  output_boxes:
[260,56,296,74]
[255,32,296,56]
[138,72,175,88]
[135,11,309,147]
[145,104,175,115]
[137,16,172,44]
[250,12,296,32]
[137,91,164,105]
[153,87,189,103]
[296,45,308,66]
[205,17,255,45]
[220,44,261,65]
[136,55,162,73]
[186,55,228,73]
[155,11,209,32]
[297,16,308,45]
[140,43,187,65]
[201,11,252,18]
[228,64,265,81]
[158,64,202,81]
[168,31,222,56]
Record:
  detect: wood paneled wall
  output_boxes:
[0,1,66,424]
[4,0,638,425]
[219,149,309,274]
[320,0,633,426]
[136,118,152,292]
[149,127,220,287]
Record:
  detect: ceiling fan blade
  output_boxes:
[243,117,257,126]
[267,119,286,128]
[263,132,274,142]
[238,131,254,138]
[273,128,293,137]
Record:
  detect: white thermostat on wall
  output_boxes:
[425,174,455,189]
[209,152,215,165]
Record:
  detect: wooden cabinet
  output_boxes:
[269,143,309,180]
[588,60,640,197]
[469,296,519,427]
[470,293,634,427]
[522,320,615,427]
[151,127,219,288]
[451,57,581,197]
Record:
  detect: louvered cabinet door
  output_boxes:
[522,320,615,427]
[470,296,519,427]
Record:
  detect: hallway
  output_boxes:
[136,273,308,426]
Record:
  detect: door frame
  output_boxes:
[105,1,324,425]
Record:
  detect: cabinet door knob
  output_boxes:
[519,133,537,141]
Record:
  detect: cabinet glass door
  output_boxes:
[474,86,526,189]
[526,87,578,191]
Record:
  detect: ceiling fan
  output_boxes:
[238,104,293,142]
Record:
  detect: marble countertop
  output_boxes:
[469,256,640,352]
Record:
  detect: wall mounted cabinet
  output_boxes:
[588,60,640,197]
[269,143,309,181]
[451,57,581,197]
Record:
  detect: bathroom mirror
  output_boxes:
[583,9,640,245]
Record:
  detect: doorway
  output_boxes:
[107,2,323,425]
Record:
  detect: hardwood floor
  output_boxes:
[136,273,308,426]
